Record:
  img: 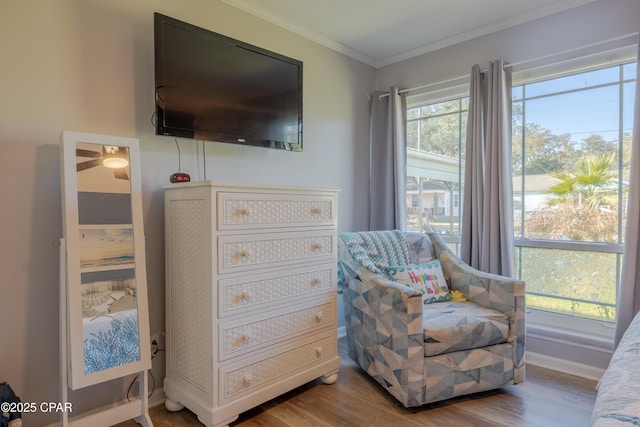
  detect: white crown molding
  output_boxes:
[376,0,599,67]
[222,0,598,69]
[221,0,378,67]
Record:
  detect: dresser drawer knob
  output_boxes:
[310,243,322,252]
[315,312,324,323]
[240,291,252,304]
[315,347,324,357]
[241,334,252,346]
[233,250,251,262]
[232,333,253,348]
[242,374,253,388]
[234,208,251,218]
[310,278,320,288]
[310,207,322,217]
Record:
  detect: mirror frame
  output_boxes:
[60,130,151,389]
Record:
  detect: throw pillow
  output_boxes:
[384,260,452,304]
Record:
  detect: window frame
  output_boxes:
[404,46,636,342]
[511,58,635,334]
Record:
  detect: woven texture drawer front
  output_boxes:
[220,334,334,403]
[219,266,334,317]
[219,231,334,273]
[218,192,335,230]
[219,302,334,360]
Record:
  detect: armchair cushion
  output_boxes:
[422,301,509,356]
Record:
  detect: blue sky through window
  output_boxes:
[514,62,635,141]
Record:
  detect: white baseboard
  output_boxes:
[526,351,605,382]
[149,386,165,408]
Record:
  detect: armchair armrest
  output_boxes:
[428,233,524,315]
[344,266,424,345]
[438,250,525,317]
[362,268,421,297]
[341,266,426,406]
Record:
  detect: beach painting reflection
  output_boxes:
[79,226,134,270]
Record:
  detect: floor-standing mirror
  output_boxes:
[60,131,152,426]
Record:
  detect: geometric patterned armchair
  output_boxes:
[338,230,525,407]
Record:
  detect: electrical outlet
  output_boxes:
[150,331,165,357]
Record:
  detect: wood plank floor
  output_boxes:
[120,339,598,427]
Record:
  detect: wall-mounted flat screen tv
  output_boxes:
[154,13,303,151]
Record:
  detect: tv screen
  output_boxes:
[154,13,303,151]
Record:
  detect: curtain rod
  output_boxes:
[378,31,638,99]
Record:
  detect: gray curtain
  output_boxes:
[615,37,640,346]
[369,86,407,231]
[461,60,515,277]
[461,65,485,269]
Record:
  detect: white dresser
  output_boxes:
[163,181,340,427]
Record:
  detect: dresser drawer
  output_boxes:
[218,264,334,317]
[217,192,336,231]
[218,300,335,361]
[218,332,335,404]
[218,231,335,274]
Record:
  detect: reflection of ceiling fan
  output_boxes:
[76,146,129,180]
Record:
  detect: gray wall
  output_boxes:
[0,1,373,425]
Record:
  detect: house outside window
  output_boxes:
[406,97,467,254]
[513,61,635,325]
[405,54,636,336]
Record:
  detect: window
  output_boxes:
[405,54,636,331]
[406,97,468,253]
[512,61,636,323]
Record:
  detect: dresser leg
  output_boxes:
[164,398,185,412]
[321,371,339,384]
[212,415,239,427]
